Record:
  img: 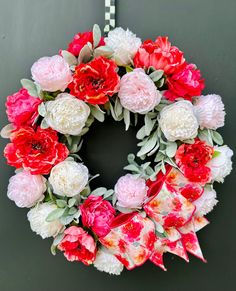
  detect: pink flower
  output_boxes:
[58,226,96,265]
[7,170,46,208]
[6,88,41,127]
[31,55,72,92]
[80,195,115,237]
[134,36,185,74]
[114,174,148,208]
[118,69,161,114]
[164,63,205,101]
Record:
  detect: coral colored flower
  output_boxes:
[175,139,214,184]
[68,31,105,56]
[6,88,41,127]
[68,56,120,105]
[4,127,69,175]
[58,226,96,265]
[134,36,185,74]
[164,63,205,101]
[31,55,72,92]
[80,195,115,237]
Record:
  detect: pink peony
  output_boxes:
[134,36,185,74]
[80,195,115,237]
[7,170,46,208]
[118,68,161,114]
[31,55,72,92]
[164,63,205,101]
[6,88,41,127]
[114,174,148,208]
[58,226,96,265]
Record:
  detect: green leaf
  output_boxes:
[56,199,67,208]
[93,24,101,48]
[94,46,114,58]
[78,44,92,64]
[38,103,46,117]
[61,50,77,66]
[123,164,140,172]
[212,150,221,158]
[46,208,66,222]
[116,206,135,214]
[144,114,155,136]
[211,130,224,145]
[68,198,77,208]
[123,109,130,131]
[137,130,158,157]
[147,142,159,156]
[127,153,135,164]
[40,118,49,129]
[125,66,133,73]
[136,125,146,140]
[103,189,114,199]
[20,79,38,97]
[0,123,14,139]
[91,187,107,196]
[166,142,177,158]
[68,207,77,215]
[114,98,123,117]
[53,233,65,246]
[90,105,105,122]
[149,70,164,82]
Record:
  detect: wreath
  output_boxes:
[1,24,233,275]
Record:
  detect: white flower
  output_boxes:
[118,69,161,114]
[159,100,199,141]
[193,94,225,130]
[7,170,46,208]
[207,145,233,183]
[105,27,141,66]
[49,161,89,197]
[27,203,64,239]
[94,249,124,275]
[194,187,218,216]
[44,93,90,135]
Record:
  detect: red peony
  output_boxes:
[58,226,96,265]
[4,127,69,175]
[134,36,185,74]
[6,88,41,127]
[175,139,214,184]
[80,195,115,237]
[67,31,105,56]
[164,63,205,101]
[68,56,120,105]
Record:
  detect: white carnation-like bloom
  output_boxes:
[207,145,233,183]
[105,27,141,66]
[7,170,46,208]
[27,203,64,239]
[94,249,124,275]
[44,93,90,135]
[118,69,161,114]
[193,94,225,130]
[49,161,89,197]
[159,100,199,141]
[194,187,218,216]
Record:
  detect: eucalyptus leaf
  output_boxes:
[136,125,146,140]
[137,130,158,157]
[91,187,107,196]
[166,142,177,158]
[103,189,114,199]
[38,103,46,117]
[93,24,101,48]
[147,141,159,156]
[123,109,130,131]
[68,198,77,208]
[0,123,14,139]
[90,106,105,122]
[149,70,164,82]
[20,78,38,97]
[68,207,77,215]
[78,44,92,64]
[114,98,123,117]
[211,130,223,145]
[46,208,66,222]
[56,199,67,208]
[40,118,49,129]
[116,206,135,214]
[53,233,65,246]
[144,114,155,136]
[61,50,78,66]
[94,46,114,58]
[123,164,140,172]
[60,215,74,225]
[127,153,135,164]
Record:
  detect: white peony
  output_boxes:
[193,94,225,130]
[93,249,124,275]
[207,145,233,183]
[27,203,64,239]
[194,187,218,216]
[44,93,90,135]
[7,170,46,208]
[49,160,89,197]
[105,27,142,66]
[159,100,199,141]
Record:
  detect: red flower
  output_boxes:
[180,184,203,202]
[68,56,120,105]
[80,195,115,237]
[134,36,185,74]
[122,220,143,242]
[58,226,96,265]
[175,139,214,184]
[6,88,41,127]
[67,31,105,56]
[4,127,69,175]
[164,214,186,228]
[164,63,205,101]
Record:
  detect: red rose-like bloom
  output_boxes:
[80,195,115,237]
[175,139,214,184]
[6,88,41,127]
[134,36,185,74]
[164,63,205,101]
[68,56,120,105]
[4,127,69,175]
[58,226,96,265]
[67,31,105,56]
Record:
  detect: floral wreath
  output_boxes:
[1,24,233,275]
